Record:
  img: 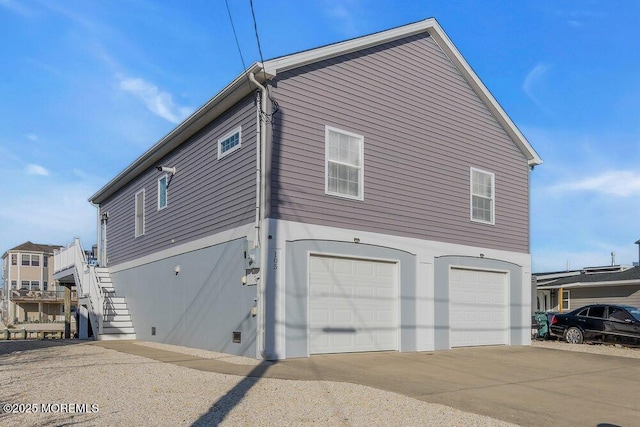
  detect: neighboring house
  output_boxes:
[1,241,76,324]
[55,18,542,359]
[535,265,640,313]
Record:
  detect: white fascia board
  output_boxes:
[262,19,438,75]
[90,63,265,204]
[263,18,542,167]
[538,279,640,290]
[425,21,543,167]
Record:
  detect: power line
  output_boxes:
[225,0,251,87]
[248,0,279,119]
[249,0,267,82]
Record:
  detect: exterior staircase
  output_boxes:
[53,238,136,341]
[95,267,136,340]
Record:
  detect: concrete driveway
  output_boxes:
[97,342,640,426]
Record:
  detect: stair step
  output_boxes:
[102,326,136,334]
[98,333,137,341]
[103,320,134,328]
[104,314,131,322]
[105,297,126,304]
[103,307,130,316]
[104,300,127,308]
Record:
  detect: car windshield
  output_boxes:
[623,306,640,321]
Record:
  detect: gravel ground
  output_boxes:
[0,341,515,427]
[531,338,640,358]
[3,339,638,426]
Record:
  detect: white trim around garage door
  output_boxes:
[307,252,400,355]
[448,265,510,348]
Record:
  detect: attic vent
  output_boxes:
[232,331,241,343]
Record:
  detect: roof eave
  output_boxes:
[538,279,640,290]
[424,21,543,167]
[90,62,266,205]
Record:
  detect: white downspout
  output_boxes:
[248,70,268,358]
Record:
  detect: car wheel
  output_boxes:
[565,327,583,344]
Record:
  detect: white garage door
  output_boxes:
[309,255,398,354]
[449,268,508,347]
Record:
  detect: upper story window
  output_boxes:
[158,175,168,211]
[43,256,48,268]
[470,167,495,224]
[218,126,242,159]
[11,280,17,289]
[135,189,145,238]
[11,254,17,265]
[325,126,364,200]
[20,254,40,266]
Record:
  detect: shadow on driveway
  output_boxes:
[94,343,640,427]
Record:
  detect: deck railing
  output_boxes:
[10,289,78,301]
[54,238,103,335]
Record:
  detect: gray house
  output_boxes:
[535,265,640,313]
[55,18,542,359]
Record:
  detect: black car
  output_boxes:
[549,304,640,344]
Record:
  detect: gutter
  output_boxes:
[90,63,264,205]
[538,279,640,290]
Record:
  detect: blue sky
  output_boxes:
[0,0,638,272]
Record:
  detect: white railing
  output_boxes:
[54,238,103,335]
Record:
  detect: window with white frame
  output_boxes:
[217,126,242,159]
[11,280,17,289]
[135,189,145,237]
[31,255,39,267]
[21,280,29,289]
[158,175,168,211]
[470,167,495,224]
[325,126,364,200]
[561,290,570,311]
[11,254,17,265]
[22,254,30,266]
[43,256,48,268]
[30,280,39,290]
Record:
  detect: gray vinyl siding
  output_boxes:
[269,33,530,253]
[569,286,640,309]
[101,95,257,266]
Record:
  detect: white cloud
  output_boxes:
[26,133,38,141]
[26,164,49,176]
[0,182,96,249]
[118,76,192,124]
[523,63,551,109]
[322,0,359,37]
[0,0,32,16]
[552,171,640,197]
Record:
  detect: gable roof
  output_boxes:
[538,266,640,289]
[90,18,542,205]
[2,241,62,259]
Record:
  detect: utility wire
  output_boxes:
[249,0,279,120]
[249,0,267,84]
[225,0,252,88]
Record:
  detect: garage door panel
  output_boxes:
[450,269,508,348]
[309,256,398,354]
